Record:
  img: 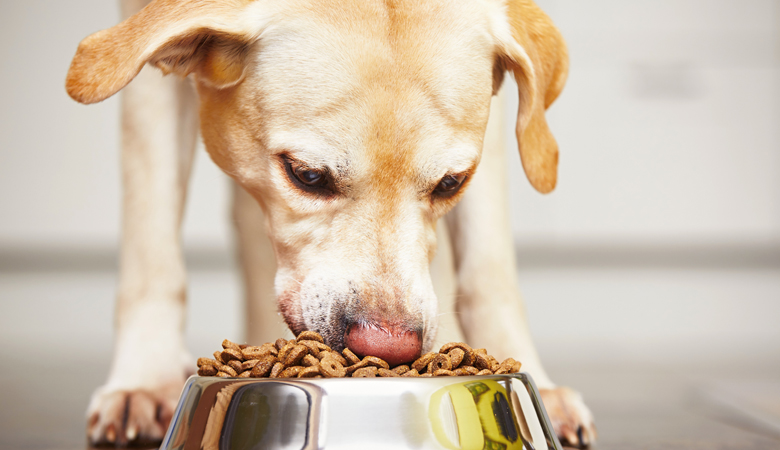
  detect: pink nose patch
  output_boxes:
[344,323,422,367]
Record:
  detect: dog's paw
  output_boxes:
[86,383,183,447]
[539,386,597,448]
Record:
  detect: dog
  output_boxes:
[67,0,595,446]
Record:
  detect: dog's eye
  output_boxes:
[282,156,335,195]
[434,174,467,198]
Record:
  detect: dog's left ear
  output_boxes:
[493,0,569,193]
[66,0,262,104]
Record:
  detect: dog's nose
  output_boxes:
[344,322,422,367]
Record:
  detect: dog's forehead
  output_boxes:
[242,0,497,163]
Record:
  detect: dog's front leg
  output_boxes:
[86,4,199,444]
[446,90,596,447]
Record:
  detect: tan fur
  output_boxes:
[68,0,592,446]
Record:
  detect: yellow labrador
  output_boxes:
[67,0,595,446]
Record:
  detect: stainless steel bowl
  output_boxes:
[161,373,562,450]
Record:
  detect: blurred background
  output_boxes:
[1,0,778,449]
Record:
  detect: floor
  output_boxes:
[1,266,779,449]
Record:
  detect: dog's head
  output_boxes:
[67,0,567,365]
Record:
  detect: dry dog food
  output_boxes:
[197,332,522,379]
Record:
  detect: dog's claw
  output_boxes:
[540,387,597,448]
[87,388,179,447]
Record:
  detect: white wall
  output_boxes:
[1,0,778,251]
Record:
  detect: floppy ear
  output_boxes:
[66,0,262,104]
[495,0,568,193]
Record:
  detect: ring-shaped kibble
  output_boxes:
[321,351,347,366]
[198,365,217,376]
[251,359,275,378]
[228,360,243,372]
[296,331,324,343]
[473,353,491,371]
[392,365,411,375]
[221,348,243,362]
[361,356,390,370]
[197,357,218,368]
[238,371,252,378]
[222,339,242,352]
[284,345,309,367]
[242,346,271,360]
[401,369,420,377]
[476,369,493,376]
[297,366,322,378]
[275,338,288,351]
[439,342,472,355]
[277,341,298,361]
[302,354,319,367]
[412,352,437,372]
[219,364,238,377]
[433,369,456,376]
[428,354,452,372]
[319,358,346,378]
[378,368,399,377]
[216,372,231,378]
[353,366,378,377]
[279,366,304,378]
[419,373,433,378]
[342,348,361,365]
[448,348,465,369]
[299,340,321,358]
[269,362,285,378]
[455,366,479,376]
[214,351,226,364]
[241,359,260,371]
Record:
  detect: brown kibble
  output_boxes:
[302,354,319,367]
[251,357,276,378]
[239,344,248,350]
[198,365,217,376]
[428,354,452,372]
[319,358,347,378]
[284,345,309,367]
[353,366,378,378]
[411,352,437,372]
[269,362,285,378]
[420,373,433,377]
[238,371,252,378]
[401,368,420,377]
[391,365,410,375]
[279,366,305,378]
[214,351,226,364]
[461,350,475,367]
[275,338,288,350]
[299,340,321,358]
[321,351,347,366]
[378,368,399,377]
[241,359,260,371]
[473,353,491,371]
[216,372,232,378]
[219,364,238,377]
[222,339,242,352]
[278,340,299,362]
[454,366,479,376]
[242,346,274,360]
[342,348,361,365]
[476,369,493,376]
[228,360,243,372]
[448,348,465,369]
[221,348,243,363]
[487,356,500,372]
[433,369,456,376]
[197,357,219,368]
[297,366,322,378]
[439,342,472,354]
[361,356,390,370]
[297,331,324,343]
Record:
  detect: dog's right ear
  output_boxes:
[66,0,263,104]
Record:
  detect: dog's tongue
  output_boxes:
[344,324,422,367]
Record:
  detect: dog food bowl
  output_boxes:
[161,372,562,450]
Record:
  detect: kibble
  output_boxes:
[196,334,522,379]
